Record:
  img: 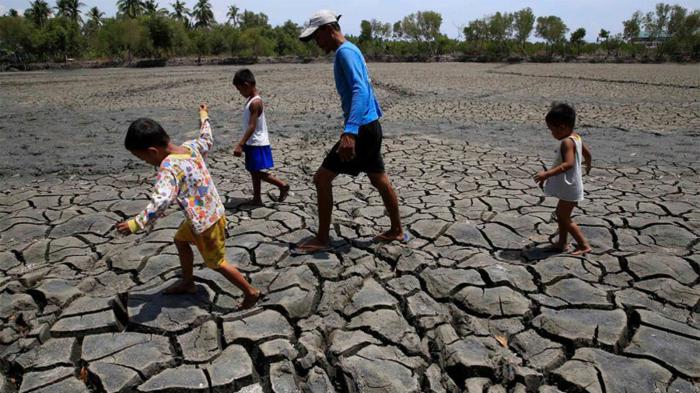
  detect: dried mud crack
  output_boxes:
[1,131,698,393]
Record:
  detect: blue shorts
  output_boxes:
[244,145,274,172]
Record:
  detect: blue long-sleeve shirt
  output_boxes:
[333,41,382,134]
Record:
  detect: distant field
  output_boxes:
[0,62,698,178]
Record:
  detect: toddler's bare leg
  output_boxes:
[558,200,592,255]
[549,201,572,252]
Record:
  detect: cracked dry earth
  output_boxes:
[1,131,699,393]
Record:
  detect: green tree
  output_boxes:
[272,20,306,55]
[55,0,84,24]
[487,11,513,54]
[189,27,209,62]
[598,29,615,55]
[239,10,269,29]
[370,19,391,41]
[644,3,671,41]
[207,24,228,54]
[398,11,443,54]
[41,16,85,60]
[170,0,190,27]
[487,12,513,43]
[146,15,172,55]
[536,15,568,55]
[192,0,215,28]
[665,6,700,57]
[357,19,390,56]
[237,26,274,56]
[667,5,689,37]
[0,15,37,62]
[513,7,535,46]
[87,7,104,26]
[83,6,104,36]
[25,0,51,28]
[97,17,150,59]
[117,0,144,18]
[570,27,586,54]
[359,20,372,43]
[143,0,167,16]
[7,9,20,17]
[392,20,402,39]
[226,4,239,26]
[623,11,643,42]
[167,17,190,55]
[463,19,489,42]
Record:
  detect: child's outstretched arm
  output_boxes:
[233,99,262,157]
[533,138,576,186]
[116,170,179,235]
[582,143,592,175]
[191,104,213,155]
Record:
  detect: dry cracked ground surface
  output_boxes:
[0,63,699,393]
[1,134,699,393]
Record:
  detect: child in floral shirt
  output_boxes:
[116,104,261,309]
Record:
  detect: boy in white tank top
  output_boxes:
[232,69,290,206]
[533,103,593,256]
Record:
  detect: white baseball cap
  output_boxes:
[299,10,342,41]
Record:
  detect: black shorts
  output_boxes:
[322,120,385,176]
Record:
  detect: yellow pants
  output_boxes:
[174,217,227,269]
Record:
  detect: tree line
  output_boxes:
[0,2,698,65]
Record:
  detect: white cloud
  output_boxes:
[0,4,8,15]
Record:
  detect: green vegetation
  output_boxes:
[0,2,698,66]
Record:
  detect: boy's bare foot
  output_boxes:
[277,185,290,202]
[163,280,197,295]
[571,246,592,256]
[373,230,405,242]
[292,238,330,254]
[239,289,261,310]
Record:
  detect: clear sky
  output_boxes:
[3,0,699,41]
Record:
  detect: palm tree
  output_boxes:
[143,0,157,15]
[170,0,190,25]
[87,6,104,26]
[82,6,104,35]
[25,0,51,27]
[55,0,84,24]
[117,0,144,18]
[143,0,167,16]
[191,0,214,28]
[226,4,238,26]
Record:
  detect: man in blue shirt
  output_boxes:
[294,10,405,253]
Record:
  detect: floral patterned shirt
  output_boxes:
[127,112,225,234]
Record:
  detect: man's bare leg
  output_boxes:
[368,172,403,241]
[295,167,337,251]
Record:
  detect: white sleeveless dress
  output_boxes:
[544,134,584,202]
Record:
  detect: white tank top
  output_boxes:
[242,96,270,146]
[544,134,584,202]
